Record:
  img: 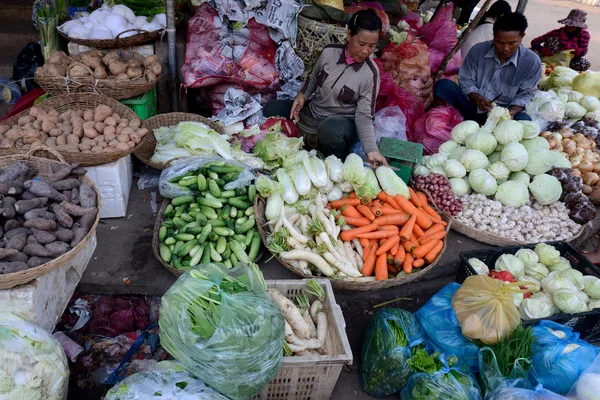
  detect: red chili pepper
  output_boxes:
[489,270,515,283]
[523,292,533,299]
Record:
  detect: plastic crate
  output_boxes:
[120,87,157,120]
[255,279,353,400]
[457,241,600,342]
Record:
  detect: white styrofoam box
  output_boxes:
[68,42,155,56]
[0,234,97,332]
[85,155,133,219]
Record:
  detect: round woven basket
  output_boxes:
[35,51,160,100]
[254,196,451,291]
[134,112,224,170]
[0,147,101,290]
[3,90,147,167]
[58,28,162,49]
[296,15,347,74]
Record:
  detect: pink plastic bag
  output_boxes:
[419,4,457,53]
[410,106,464,155]
[429,48,463,75]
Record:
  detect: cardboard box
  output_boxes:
[85,155,133,219]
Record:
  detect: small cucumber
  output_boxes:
[236,210,243,218]
[224,259,233,268]
[208,232,219,242]
[162,220,175,229]
[216,236,227,254]
[159,243,171,262]
[172,256,184,270]
[174,206,185,217]
[209,243,222,262]
[235,216,255,234]
[172,194,195,206]
[172,217,186,229]
[199,206,218,220]
[180,213,194,223]
[230,207,237,219]
[228,198,250,210]
[195,211,208,225]
[244,230,254,246]
[204,161,225,168]
[178,176,197,187]
[222,245,231,259]
[189,245,202,258]
[165,237,176,245]
[230,253,239,266]
[235,216,248,226]
[197,224,212,243]
[197,174,207,191]
[208,171,219,180]
[209,164,243,174]
[206,219,226,227]
[173,241,184,255]
[190,246,204,267]
[248,235,261,261]
[159,226,167,241]
[213,227,234,237]
[221,190,236,198]
[232,234,246,242]
[185,226,204,235]
[178,239,198,257]
[248,184,256,202]
[174,233,195,241]
[230,241,249,263]
[201,244,211,264]
[245,206,255,216]
[235,187,247,196]
[197,197,222,208]
[164,204,174,216]
[208,179,222,198]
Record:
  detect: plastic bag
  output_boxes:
[526,90,566,130]
[478,347,531,394]
[159,263,284,400]
[0,312,69,400]
[429,48,463,75]
[159,156,256,199]
[410,106,464,155]
[12,42,43,93]
[416,283,480,372]
[543,50,575,68]
[486,378,567,400]
[105,361,229,400]
[528,320,600,395]
[360,308,428,397]
[568,353,600,400]
[419,4,457,54]
[452,276,526,345]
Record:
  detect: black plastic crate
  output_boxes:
[457,241,600,342]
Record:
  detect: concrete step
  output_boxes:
[0,0,34,25]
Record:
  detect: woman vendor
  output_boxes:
[531,9,591,71]
[263,10,388,167]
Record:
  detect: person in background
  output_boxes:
[461,0,512,57]
[433,12,540,124]
[263,10,388,167]
[531,9,591,71]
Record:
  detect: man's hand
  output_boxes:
[367,152,389,168]
[290,93,305,123]
[468,93,493,112]
[508,105,524,119]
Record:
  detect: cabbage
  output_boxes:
[465,128,497,155]
[557,268,585,290]
[451,120,479,144]
[468,258,489,275]
[430,166,446,176]
[552,152,572,169]
[513,292,525,308]
[449,177,471,196]
[488,161,510,181]
[525,263,550,281]
[342,153,367,188]
[584,276,600,299]
[426,153,448,169]
[542,271,578,294]
[439,140,459,156]
[450,145,468,160]
[519,121,541,139]
[548,257,571,272]
[568,91,584,103]
[501,143,529,171]
[495,143,504,151]
[529,174,562,205]
[587,111,600,121]
[422,155,431,165]
[520,296,555,319]
[356,168,381,200]
[460,149,489,171]
[495,254,525,278]
[581,95,600,111]
[509,171,530,186]
[483,106,511,131]
[488,151,502,164]
[325,155,344,183]
[521,137,550,152]
[548,66,580,88]
[469,169,497,196]
[520,275,541,291]
[255,175,283,198]
[376,166,410,199]
[540,100,566,121]
[525,149,556,175]
[413,165,431,177]
[589,300,600,310]
[565,102,588,120]
[443,159,466,178]
[553,288,588,314]
[495,180,529,207]
[516,249,539,268]
[535,243,561,266]
[572,71,600,97]
[494,120,524,145]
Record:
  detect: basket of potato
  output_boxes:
[35,50,161,100]
[0,91,148,166]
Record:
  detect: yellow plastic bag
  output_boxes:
[543,50,574,67]
[452,276,528,345]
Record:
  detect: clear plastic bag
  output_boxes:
[528,320,600,395]
[104,361,229,399]
[360,308,428,397]
[452,276,526,345]
[486,378,567,400]
[568,353,600,400]
[159,156,256,199]
[416,283,480,372]
[478,347,531,394]
[543,50,575,68]
[158,263,285,400]
[350,106,408,158]
[410,106,464,155]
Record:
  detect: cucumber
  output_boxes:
[208,179,222,198]
[230,241,250,263]
[249,235,261,261]
[228,198,250,209]
[226,220,235,230]
[217,179,226,187]
[222,245,231,259]
[209,164,243,174]
[201,244,211,264]
[189,246,204,267]
[206,219,226,227]
[235,187,247,196]
[188,209,199,217]
[174,233,195,241]
[230,207,237,219]
[221,190,236,198]
[197,174,207,191]
[172,194,195,206]
[230,253,239,266]
[245,206,255,216]
[216,236,227,254]
[208,171,219,180]
[162,220,175,229]
[236,210,243,218]
[185,226,204,235]
[189,203,199,209]
[209,243,222,262]
[178,176,197,187]
[164,204,174,216]
[172,256,184,270]
[195,211,208,225]
[248,184,256,201]
[173,241,184,255]
[208,232,219,242]
[180,213,194,223]
[197,197,223,208]
[178,240,198,257]
[165,237,176,245]
[204,161,225,168]
[159,243,171,262]
[221,205,231,219]
[224,259,233,268]
[159,226,167,241]
[244,230,254,246]
[235,216,255,234]
[213,227,234,237]
[235,216,248,226]
[232,234,246,242]
[197,224,212,243]
[199,206,218,220]
[181,259,191,267]
[175,206,185,217]
[172,217,186,229]
[189,244,202,258]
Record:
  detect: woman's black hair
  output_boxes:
[493,12,528,35]
[477,0,511,27]
[348,9,382,36]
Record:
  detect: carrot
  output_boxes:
[376,235,400,256]
[390,241,400,256]
[340,223,378,241]
[380,206,403,215]
[375,253,388,280]
[378,192,401,209]
[357,205,376,221]
[413,224,424,237]
[349,192,358,199]
[370,206,383,217]
[395,195,433,229]
[419,231,447,244]
[412,239,441,259]
[341,204,363,219]
[361,196,373,205]
[399,213,417,242]
[357,230,397,240]
[394,245,405,266]
[413,258,425,268]
[361,243,378,276]
[403,253,414,274]
[360,238,370,249]
[387,264,399,274]
[409,188,423,207]
[329,198,360,209]
[421,223,445,238]
[372,199,382,207]
[387,254,394,265]
[363,241,376,262]
[343,216,372,227]
[379,225,400,232]
[416,191,428,206]
[423,204,442,220]
[403,239,418,253]
[424,240,444,263]
[373,213,411,226]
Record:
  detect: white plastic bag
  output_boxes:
[351,106,407,157]
[568,353,600,400]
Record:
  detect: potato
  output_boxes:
[83,110,94,122]
[48,128,62,137]
[47,51,71,65]
[41,120,55,133]
[72,118,84,138]
[144,54,159,67]
[45,137,57,147]
[127,141,135,149]
[130,132,142,144]
[112,113,120,122]
[116,142,130,151]
[66,134,80,145]
[91,145,103,153]
[82,150,91,154]
[126,66,143,79]
[81,54,102,69]
[64,144,79,153]
[108,60,127,76]
[94,105,112,122]
[69,64,89,78]
[117,134,129,143]
[48,110,59,118]
[93,65,108,79]
[5,129,21,140]
[147,62,162,76]
[0,138,11,148]
[137,128,148,137]
[109,140,119,148]
[78,143,92,151]
[59,111,71,121]
[146,71,158,82]
[103,147,118,154]
[29,107,46,119]
[93,122,105,133]
[129,119,141,129]
[81,137,95,145]
[121,127,134,136]
[56,135,67,146]
[82,121,95,131]
[104,127,116,141]
[18,116,32,126]
[115,73,129,81]
[45,64,67,77]
[98,140,107,148]
[75,110,84,119]
[0,126,9,135]
[32,120,42,131]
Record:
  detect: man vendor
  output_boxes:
[264,9,388,167]
[434,12,541,124]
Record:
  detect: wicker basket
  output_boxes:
[0,147,101,290]
[134,112,224,170]
[35,51,160,100]
[4,89,147,167]
[58,28,162,49]
[296,15,346,74]
[255,196,451,291]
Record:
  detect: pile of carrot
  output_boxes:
[327,188,447,281]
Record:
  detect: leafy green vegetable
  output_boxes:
[253,133,304,169]
[407,349,445,374]
[483,325,534,377]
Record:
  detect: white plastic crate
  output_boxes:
[256,279,353,400]
[85,155,133,219]
[0,234,96,332]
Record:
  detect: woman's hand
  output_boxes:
[367,151,389,168]
[290,93,305,123]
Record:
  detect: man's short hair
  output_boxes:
[493,12,528,35]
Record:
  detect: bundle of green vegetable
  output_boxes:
[157,160,260,270]
[105,0,165,18]
[159,263,285,400]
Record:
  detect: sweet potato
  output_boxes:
[4,227,30,239]
[71,188,79,204]
[70,226,87,247]
[0,248,18,259]
[20,191,36,200]
[60,201,96,217]
[6,233,27,251]
[15,197,48,214]
[45,164,72,183]
[28,257,52,268]
[24,242,53,257]
[78,209,97,231]
[0,261,29,274]
[4,251,28,262]
[77,182,96,208]
[24,180,67,202]
[24,208,55,221]
[31,228,56,245]
[24,218,56,231]
[52,204,73,228]
[45,241,69,256]
[4,219,20,232]
[0,183,23,196]
[0,161,28,183]
[51,178,80,191]
[54,227,74,242]
[0,197,16,219]
[70,167,87,175]
[27,235,37,245]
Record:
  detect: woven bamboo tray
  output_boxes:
[134,112,224,170]
[296,15,347,75]
[3,90,147,167]
[254,196,451,291]
[0,147,101,290]
[58,28,162,49]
